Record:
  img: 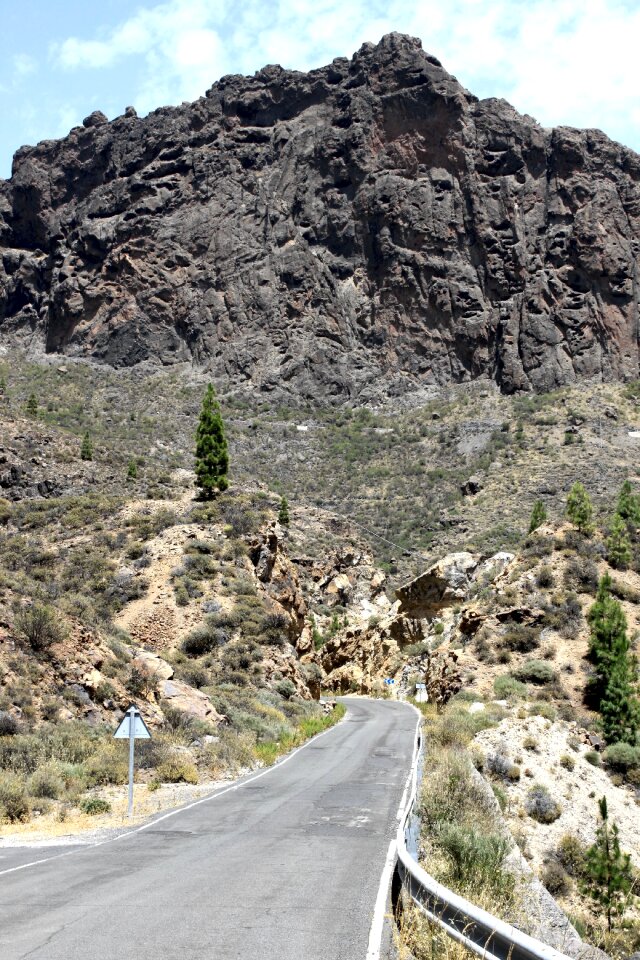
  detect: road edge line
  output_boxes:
[365,702,422,960]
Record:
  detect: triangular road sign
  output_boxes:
[114,703,151,740]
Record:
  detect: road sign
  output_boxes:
[415,683,426,690]
[114,704,151,818]
[114,704,151,739]
[384,678,395,686]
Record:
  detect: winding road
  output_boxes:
[0,698,418,960]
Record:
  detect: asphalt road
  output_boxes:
[0,698,418,960]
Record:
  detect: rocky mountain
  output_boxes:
[1,33,639,401]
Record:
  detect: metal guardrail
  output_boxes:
[395,724,573,960]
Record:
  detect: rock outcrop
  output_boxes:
[1,33,639,400]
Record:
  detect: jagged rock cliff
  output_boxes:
[1,33,639,400]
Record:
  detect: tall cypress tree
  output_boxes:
[195,384,229,499]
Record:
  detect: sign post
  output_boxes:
[114,703,151,819]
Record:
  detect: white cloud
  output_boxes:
[13,54,37,78]
[50,0,640,150]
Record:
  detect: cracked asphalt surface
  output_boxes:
[0,699,418,960]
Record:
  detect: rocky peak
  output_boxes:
[1,35,639,401]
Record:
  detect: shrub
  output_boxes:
[513,660,556,684]
[436,823,511,891]
[559,754,575,772]
[79,796,111,815]
[156,757,198,784]
[0,773,30,821]
[493,675,527,699]
[564,556,599,593]
[585,750,601,766]
[0,712,19,736]
[542,861,570,895]
[557,833,587,877]
[526,785,562,823]
[28,764,65,799]
[84,746,128,787]
[501,625,540,653]
[275,679,296,700]
[486,752,518,780]
[536,565,555,589]
[603,742,640,774]
[14,604,65,653]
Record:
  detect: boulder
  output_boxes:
[396,552,480,617]
[161,679,223,723]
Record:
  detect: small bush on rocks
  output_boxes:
[542,861,570,895]
[526,785,562,824]
[513,660,556,684]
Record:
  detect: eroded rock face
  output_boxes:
[1,33,638,400]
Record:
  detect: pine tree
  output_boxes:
[566,481,594,535]
[80,432,93,461]
[26,392,38,417]
[528,500,547,534]
[278,496,290,525]
[616,479,640,526]
[127,459,138,481]
[0,375,6,395]
[587,575,639,743]
[581,797,634,932]
[195,384,229,499]
[600,659,640,745]
[606,514,632,569]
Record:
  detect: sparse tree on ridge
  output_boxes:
[581,796,635,932]
[566,481,594,535]
[80,432,93,461]
[606,514,632,570]
[195,384,229,499]
[616,479,640,526]
[528,500,547,534]
[278,496,290,525]
[26,393,38,417]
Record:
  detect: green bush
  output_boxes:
[79,796,111,815]
[603,742,640,774]
[0,773,30,821]
[156,757,198,784]
[501,625,540,653]
[585,750,601,766]
[493,675,527,699]
[557,833,588,877]
[436,822,511,890]
[14,604,66,653]
[513,660,556,684]
[28,764,65,799]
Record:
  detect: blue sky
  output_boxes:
[1,0,639,180]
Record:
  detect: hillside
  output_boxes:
[1,33,639,401]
